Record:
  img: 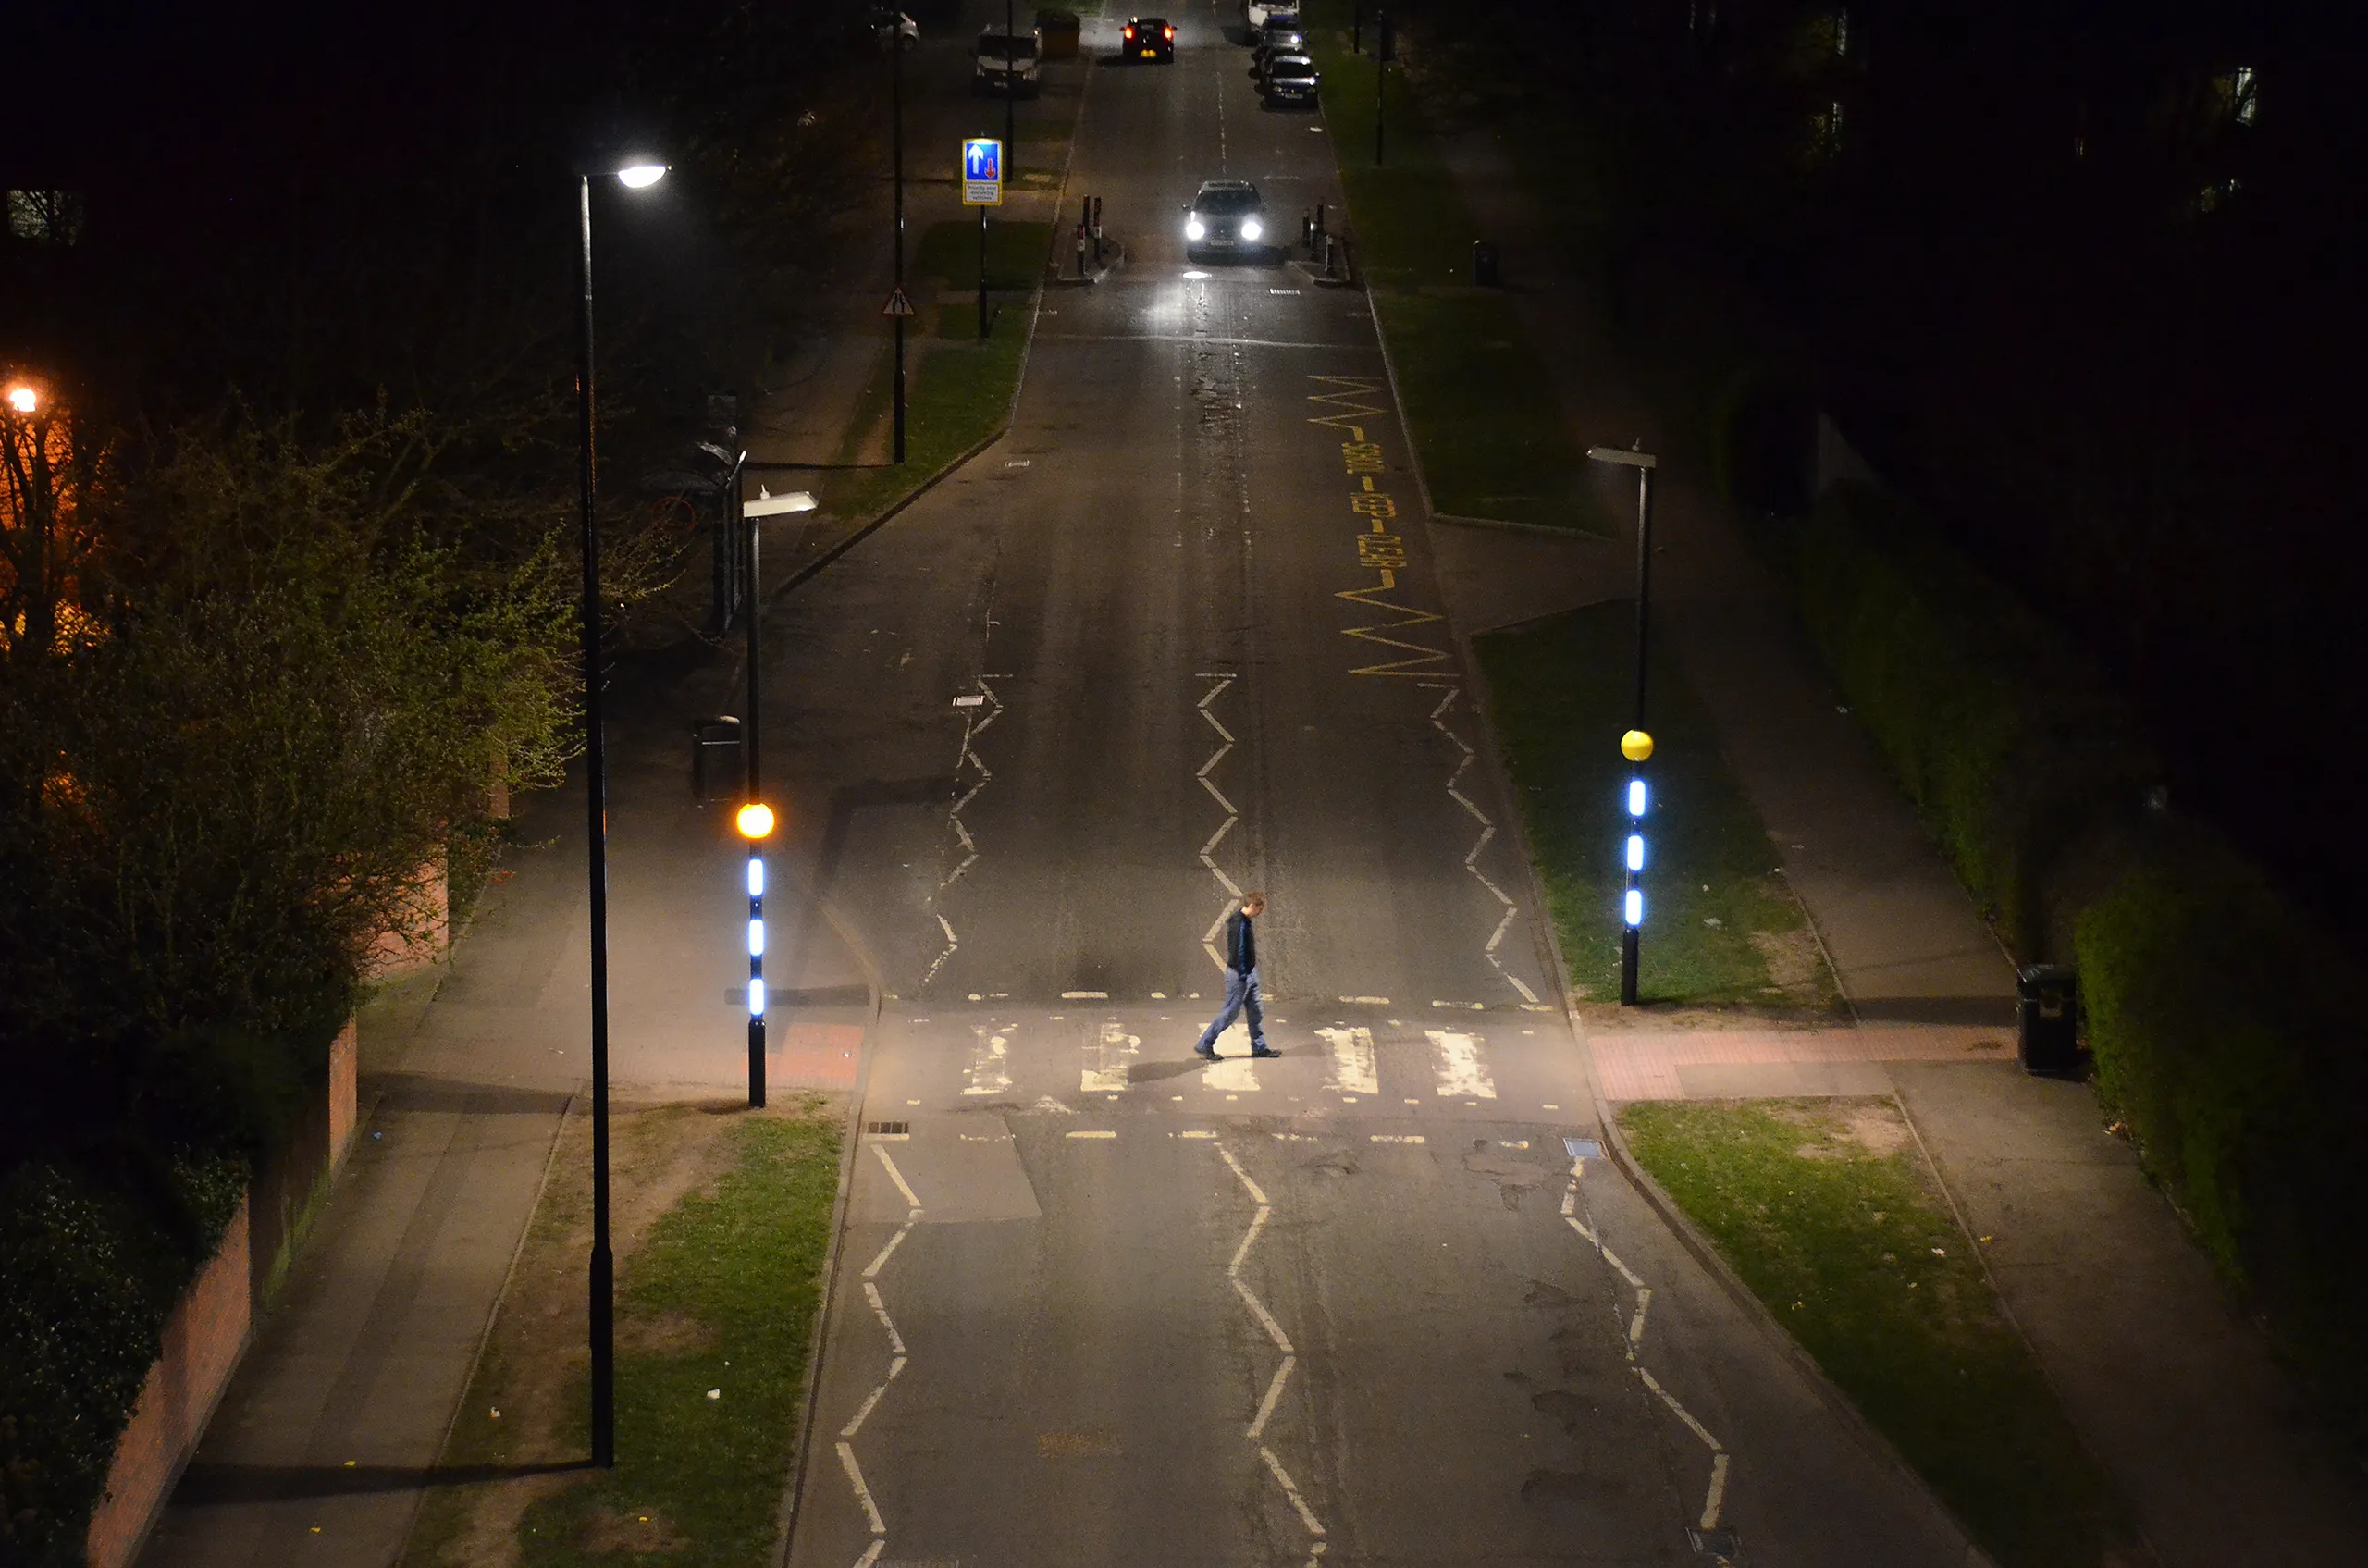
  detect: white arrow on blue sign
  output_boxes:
[962,138,1004,206]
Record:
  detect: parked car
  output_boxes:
[1261,53,1319,105]
[1241,0,1297,36]
[1252,22,1306,78]
[973,24,1043,94]
[1121,16,1175,60]
[1184,179,1269,261]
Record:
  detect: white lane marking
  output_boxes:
[852,1540,885,1568]
[1197,676,1246,963]
[1228,1204,1271,1275]
[1369,1133,1425,1144]
[1425,1029,1498,1099]
[922,673,1004,985]
[837,1353,906,1438]
[1081,1019,1140,1093]
[1178,1129,1218,1140]
[861,1281,906,1356]
[1249,1353,1296,1438]
[1232,1276,1294,1353]
[960,1028,1012,1097]
[871,1144,922,1211]
[1316,1026,1379,1095]
[1260,1445,1327,1536]
[1338,994,1390,1004]
[1564,1165,1731,1529]
[1427,686,1543,1006]
[1218,1145,1270,1206]
[835,1442,886,1535]
[1202,1054,1263,1093]
[1066,1130,1117,1140]
[1062,990,1109,999]
[863,1218,915,1279]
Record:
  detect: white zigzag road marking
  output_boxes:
[1563,1158,1731,1530]
[1427,685,1542,1005]
[1197,675,1244,966]
[841,1149,922,1549]
[924,675,1003,985]
[1219,1143,1326,1538]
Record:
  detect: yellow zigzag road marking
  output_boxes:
[1306,373,1385,438]
[1336,585,1451,677]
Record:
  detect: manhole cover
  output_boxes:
[1563,1137,1603,1161]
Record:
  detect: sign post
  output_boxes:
[963,137,1004,340]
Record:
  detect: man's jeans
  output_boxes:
[1196,967,1265,1053]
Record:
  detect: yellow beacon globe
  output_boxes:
[1620,729,1655,763]
[735,802,777,840]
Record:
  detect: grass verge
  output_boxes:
[1620,1098,2138,1568]
[1301,3,1603,533]
[400,1097,842,1568]
[798,219,1049,537]
[1476,602,1832,1007]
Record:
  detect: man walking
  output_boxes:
[1196,892,1278,1060]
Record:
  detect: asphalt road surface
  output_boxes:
[774,5,1980,1563]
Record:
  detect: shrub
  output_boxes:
[1797,481,2157,953]
[2076,834,2368,1437]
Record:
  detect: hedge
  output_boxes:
[2076,838,2368,1435]
[1797,481,2158,954]
[1796,477,2368,1438]
[0,1154,245,1568]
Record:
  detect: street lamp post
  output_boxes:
[1587,444,1658,1006]
[892,15,910,463]
[1375,11,1390,167]
[575,157,665,1471]
[738,487,815,1107]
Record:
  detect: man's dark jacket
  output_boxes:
[1223,908,1257,974]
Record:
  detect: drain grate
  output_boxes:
[865,1120,911,1137]
[1563,1137,1604,1161]
[1688,1526,1742,1562]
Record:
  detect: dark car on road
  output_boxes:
[1122,17,1176,60]
[1252,21,1305,76]
[1261,54,1319,105]
[1184,179,1269,261]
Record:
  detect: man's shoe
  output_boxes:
[1251,1046,1280,1058]
[1195,1047,1221,1061]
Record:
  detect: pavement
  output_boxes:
[1423,117,2368,1566]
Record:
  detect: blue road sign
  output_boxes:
[962,138,1004,205]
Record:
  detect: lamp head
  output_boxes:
[735,802,776,840]
[6,384,38,415]
[616,163,668,190]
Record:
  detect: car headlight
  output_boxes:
[1185,216,1206,241]
[1240,217,1264,241]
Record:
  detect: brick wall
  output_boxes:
[83,1012,362,1568]
[83,1198,252,1568]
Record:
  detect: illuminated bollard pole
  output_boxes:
[1588,444,1659,1006]
[739,488,815,1106]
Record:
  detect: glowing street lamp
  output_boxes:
[574,154,666,1473]
[6,384,39,415]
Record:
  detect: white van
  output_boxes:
[973,25,1044,95]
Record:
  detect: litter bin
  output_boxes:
[2016,964,2079,1075]
[692,716,743,803]
[1472,240,1500,287]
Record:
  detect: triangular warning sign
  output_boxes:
[881,286,917,318]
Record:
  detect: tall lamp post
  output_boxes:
[888,12,914,462]
[575,156,666,1471]
[1587,444,1658,1006]
[738,486,816,1107]
[1375,10,1391,167]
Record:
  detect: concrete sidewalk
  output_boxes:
[1417,127,2368,1565]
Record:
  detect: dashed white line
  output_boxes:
[1426,686,1544,1006]
[1316,1026,1379,1095]
[835,1443,885,1535]
[871,1144,921,1211]
[1426,1029,1498,1099]
[1065,1129,1117,1140]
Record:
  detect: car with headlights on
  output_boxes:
[1184,179,1270,261]
[1121,16,1175,60]
[1261,54,1319,105]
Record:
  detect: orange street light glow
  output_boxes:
[735,802,776,839]
[6,386,37,414]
